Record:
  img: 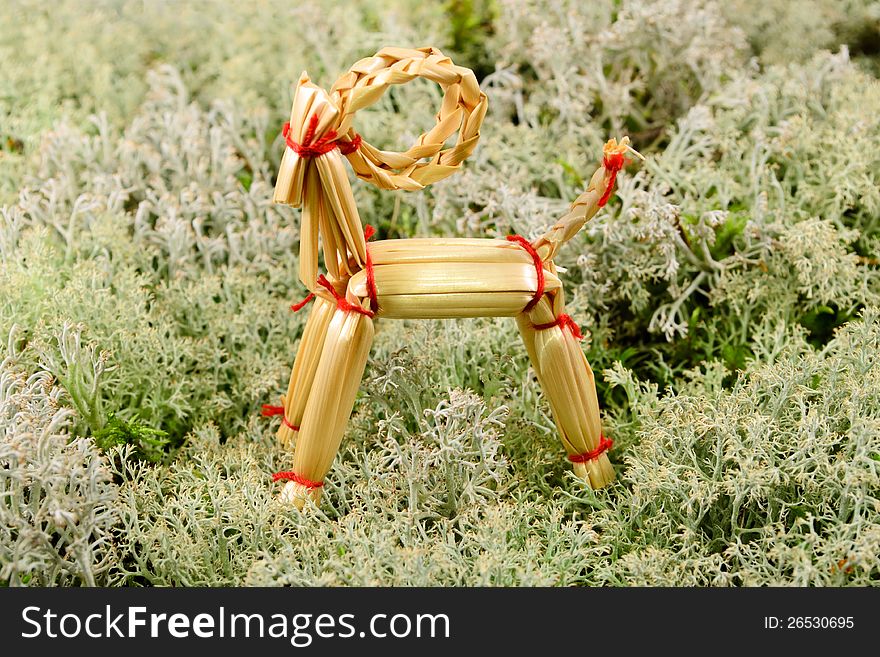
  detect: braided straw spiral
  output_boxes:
[274,46,488,290]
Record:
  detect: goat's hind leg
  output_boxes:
[515,295,615,489]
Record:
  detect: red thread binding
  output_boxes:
[290,268,377,317]
[282,115,361,159]
[598,151,627,207]
[568,435,613,463]
[316,274,375,318]
[290,292,315,312]
[506,235,545,312]
[532,313,584,340]
[363,224,379,313]
[339,133,362,155]
[261,404,284,417]
[272,471,324,488]
[260,405,300,431]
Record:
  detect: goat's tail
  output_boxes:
[531,137,642,262]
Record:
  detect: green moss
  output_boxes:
[93,413,170,463]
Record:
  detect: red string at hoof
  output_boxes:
[363,224,379,314]
[261,405,300,431]
[532,313,584,340]
[598,151,627,207]
[282,115,361,159]
[568,435,613,463]
[506,234,545,311]
[316,274,375,318]
[290,292,315,312]
[272,471,324,488]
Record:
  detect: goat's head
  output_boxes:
[273,47,488,290]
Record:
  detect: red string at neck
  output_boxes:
[260,404,300,431]
[532,313,584,340]
[506,235,545,312]
[568,435,613,463]
[282,114,361,159]
[272,471,324,488]
[339,133,362,155]
[363,224,379,314]
[598,151,626,207]
[317,274,375,318]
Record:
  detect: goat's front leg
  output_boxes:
[275,295,338,450]
[515,293,615,489]
[275,277,375,509]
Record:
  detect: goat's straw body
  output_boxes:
[369,238,528,265]
[347,250,561,318]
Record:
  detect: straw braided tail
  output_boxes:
[531,137,640,263]
[273,46,489,290]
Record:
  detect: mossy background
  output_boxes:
[1,0,879,586]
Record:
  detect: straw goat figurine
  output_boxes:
[267,47,636,508]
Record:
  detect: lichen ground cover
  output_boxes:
[1,0,878,586]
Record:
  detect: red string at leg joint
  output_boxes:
[272,471,324,489]
[290,271,375,318]
[532,313,584,340]
[363,224,379,313]
[316,274,375,318]
[260,404,300,431]
[506,234,545,311]
[568,435,613,463]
